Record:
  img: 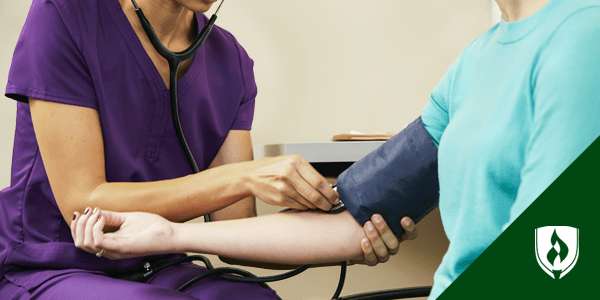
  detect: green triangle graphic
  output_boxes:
[438,136,600,299]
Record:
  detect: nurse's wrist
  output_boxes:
[236,160,259,198]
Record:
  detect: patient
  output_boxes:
[72,208,416,265]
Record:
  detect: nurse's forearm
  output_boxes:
[31,99,337,225]
[30,99,256,224]
[88,131,259,223]
[88,163,253,222]
[174,210,366,264]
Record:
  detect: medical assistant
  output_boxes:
[1,0,273,298]
[420,0,600,297]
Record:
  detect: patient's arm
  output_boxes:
[181,210,366,264]
[72,208,412,265]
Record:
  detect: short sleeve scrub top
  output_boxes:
[1,0,257,291]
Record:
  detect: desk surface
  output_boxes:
[264,141,384,163]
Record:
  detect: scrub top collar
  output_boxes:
[106,0,206,94]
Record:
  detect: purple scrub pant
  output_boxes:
[0,263,279,300]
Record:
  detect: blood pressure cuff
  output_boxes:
[336,117,439,236]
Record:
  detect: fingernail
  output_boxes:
[363,239,370,248]
[334,198,340,205]
[373,215,382,224]
[92,207,99,215]
[404,220,411,227]
[84,207,91,215]
[366,222,374,231]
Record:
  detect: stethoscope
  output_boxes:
[130,0,430,299]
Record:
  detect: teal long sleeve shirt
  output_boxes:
[421,0,600,297]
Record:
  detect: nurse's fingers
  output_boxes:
[265,179,311,210]
[372,214,400,256]
[295,161,339,205]
[276,176,316,210]
[400,217,417,242]
[285,190,314,211]
[287,170,331,211]
[364,221,390,263]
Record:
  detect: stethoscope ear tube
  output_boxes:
[134,7,218,63]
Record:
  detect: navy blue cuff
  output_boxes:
[336,117,439,236]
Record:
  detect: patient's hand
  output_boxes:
[71,208,177,260]
[352,215,416,266]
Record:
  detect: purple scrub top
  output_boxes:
[1,0,256,290]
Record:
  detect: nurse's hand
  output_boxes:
[245,155,339,211]
[71,208,176,260]
[351,215,417,266]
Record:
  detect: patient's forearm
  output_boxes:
[174,210,366,264]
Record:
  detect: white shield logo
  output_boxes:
[535,226,579,279]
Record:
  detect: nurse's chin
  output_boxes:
[181,0,218,14]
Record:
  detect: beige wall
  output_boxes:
[0,0,28,187]
[205,1,494,156]
[0,1,496,299]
